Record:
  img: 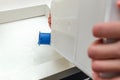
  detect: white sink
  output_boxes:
[0,1,74,79]
[0,16,74,80]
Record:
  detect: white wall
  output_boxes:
[0,0,52,11]
[0,0,52,24]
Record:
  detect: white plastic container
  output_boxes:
[51,0,108,77]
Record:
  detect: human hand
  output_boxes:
[48,14,51,28]
[88,1,120,80]
[88,22,120,80]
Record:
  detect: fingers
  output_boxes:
[92,0,120,38]
[88,40,120,59]
[93,72,103,80]
[92,59,120,73]
[88,39,120,74]
[89,1,120,79]
[117,0,120,8]
[93,72,120,80]
[48,14,51,28]
[93,22,120,38]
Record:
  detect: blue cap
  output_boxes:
[38,32,51,45]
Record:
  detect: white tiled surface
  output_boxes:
[0,16,74,80]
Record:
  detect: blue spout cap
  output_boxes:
[38,32,51,45]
